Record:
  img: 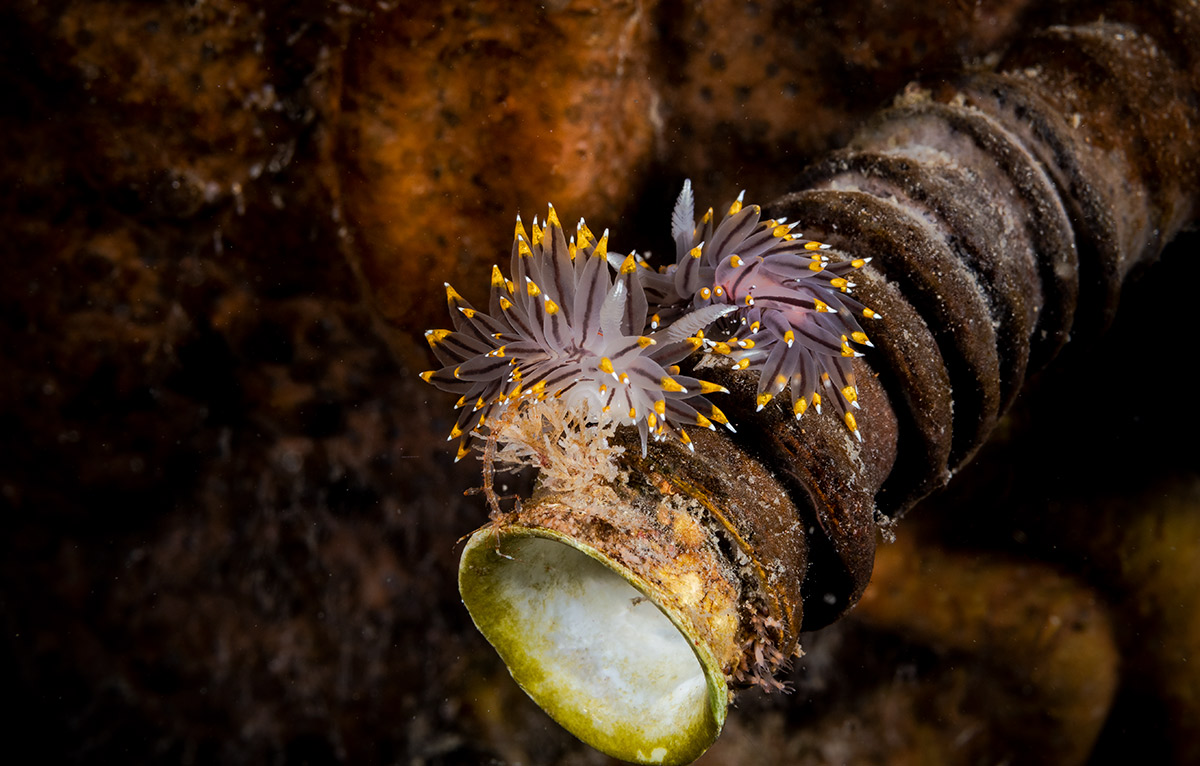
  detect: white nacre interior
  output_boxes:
[459,531,723,766]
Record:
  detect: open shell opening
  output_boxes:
[459,527,728,766]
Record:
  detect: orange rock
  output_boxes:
[339,0,657,329]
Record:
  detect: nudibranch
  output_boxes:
[643,181,881,439]
[420,183,879,466]
[420,204,736,462]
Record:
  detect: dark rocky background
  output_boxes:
[2,1,1196,764]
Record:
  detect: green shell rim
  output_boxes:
[458,524,729,766]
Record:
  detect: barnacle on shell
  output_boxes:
[645,181,881,440]
[420,205,736,460]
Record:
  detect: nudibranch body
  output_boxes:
[644,181,881,439]
[420,205,735,461]
[420,183,879,461]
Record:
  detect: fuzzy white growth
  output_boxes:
[491,399,625,495]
